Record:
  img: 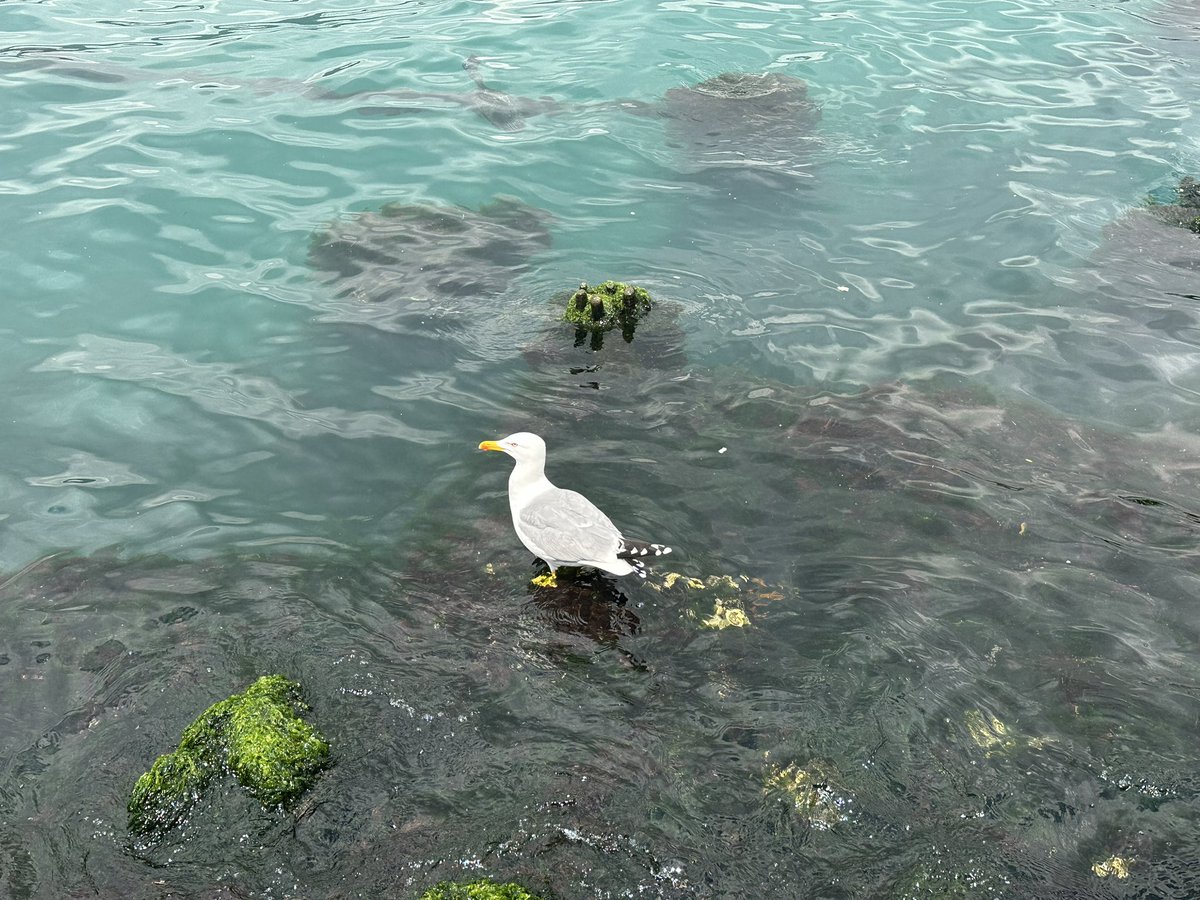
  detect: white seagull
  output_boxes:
[478,432,672,585]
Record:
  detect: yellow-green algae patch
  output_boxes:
[964,709,1018,754]
[660,572,707,591]
[963,709,1050,757]
[1092,855,1132,879]
[419,880,546,900]
[655,571,767,599]
[656,571,760,628]
[128,675,330,838]
[764,760,853,830]
[700,599,751,629]
[562,280,653,334]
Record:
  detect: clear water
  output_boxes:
[2,0,1199,896]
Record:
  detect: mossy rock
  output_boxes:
[419,880,546,900]
[126,730,220,836]
[128,675,330,838]
[561,280,653,339]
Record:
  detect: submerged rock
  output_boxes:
[892,856,993,899]
[1145,175,1200,234]
[309,196,552,308]
[345,56,562,132]
[764,759,853,830]
[127,675,329,839]
[652,72,820,175]
[962,709,1049,758]
[652,571,778,629]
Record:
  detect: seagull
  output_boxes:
[478,432,672,585]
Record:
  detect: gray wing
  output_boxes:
[516,487,623,564]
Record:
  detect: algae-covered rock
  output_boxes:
[562,280,653,345]
[419,880,546,900]
[126,725,220,836]
[700,600,751,629]
[764,760,853,830]
[964,709,1018,756]
[654,571,787,629]
[963,709,1049,758]
[222,676,331,806]
[1092,855,1132,879]
[128,675,330,838]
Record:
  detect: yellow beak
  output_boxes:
[478,439,504,452]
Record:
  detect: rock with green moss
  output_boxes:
[418,880,546,900]
[562,280,653,345]
[127,712,223,836]
[128,675,330,838]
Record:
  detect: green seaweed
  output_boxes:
[128,675,330,838]
[561,280,653,341]
[222,675,331,806]
[126,724,221,836]
[418,880,546,900]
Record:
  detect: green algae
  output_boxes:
[419,880,546,900]
[127,730,218,836]
[962,708,1050,758]
[128,675,330,838]
[222,676,331,806]
[561,280,653,341]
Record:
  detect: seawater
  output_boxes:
[1,1,1199,897]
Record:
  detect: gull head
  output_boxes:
[478,431,547,465]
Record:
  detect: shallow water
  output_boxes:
[2,0,1200,897]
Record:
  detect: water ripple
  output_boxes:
[34,334,442,443]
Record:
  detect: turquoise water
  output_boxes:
[2,0,1200,896]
